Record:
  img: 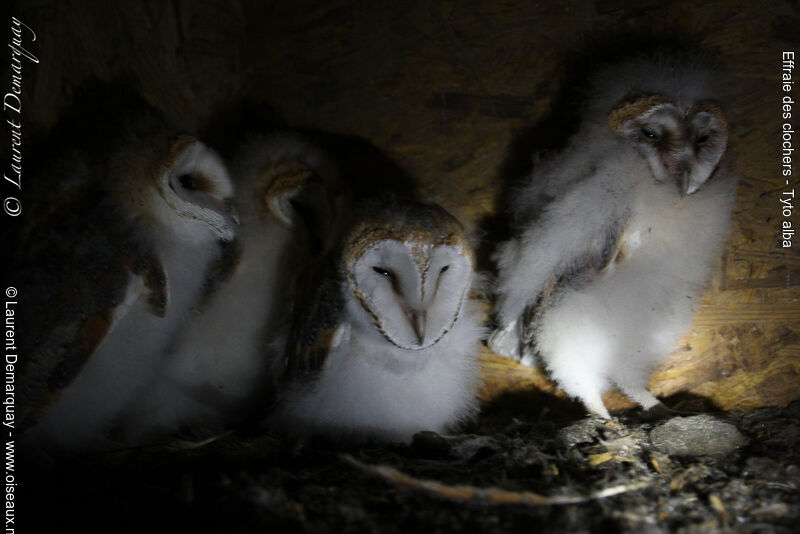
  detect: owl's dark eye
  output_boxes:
[290,198,311,224]
[440,265,450,274]
[695,134,710,145]
[640,127,660,141]
[178,174,201,191]
[372,266,394,279]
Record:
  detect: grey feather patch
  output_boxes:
[282,258,345,383]
[517,214,631,360]
[129,249,169,317]
[196,237,243,310]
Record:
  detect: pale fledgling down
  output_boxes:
[489,53,738,418]
[19,108,237,453]
[267,197,485,443]
[117,132,344,445]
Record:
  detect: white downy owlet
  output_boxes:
[19,120,237,453]
[489,54,737,418]
[117,132,344,444]
[267,197,485,443]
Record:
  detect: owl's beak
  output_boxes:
[671,159,696,197]
[408,309,426,346]
[680,172,703,197]
[679,174,689,197]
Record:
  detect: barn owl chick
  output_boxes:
[19,125,237,453]
[117,132,344,444]
[267,197,484,443]
[489,54,737,418]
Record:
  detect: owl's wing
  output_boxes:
[516,214,632,360]
[496,155,637,325]
[196,237,242,310]
[18,259,130,429]
[492,170,635,361]
[15,188,168,430]
[280,256,345,383]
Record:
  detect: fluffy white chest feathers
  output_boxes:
[272,296,483,443]
[118,223,299,442]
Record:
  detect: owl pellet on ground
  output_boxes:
[17,106,237,453]
[119,132,344,444]
[489,54,738,418]
[267,197,485,443]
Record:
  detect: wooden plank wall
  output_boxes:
[12,0,800,411]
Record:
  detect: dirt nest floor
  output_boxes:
[22,397,800,533]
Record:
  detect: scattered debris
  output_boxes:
[649,415,748,457]
[340,453,651,506]
[22,400,800,532]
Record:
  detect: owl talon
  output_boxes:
[487,320,522,361]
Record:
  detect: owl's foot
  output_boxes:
[487,320,522,361]
[579,392,612,420]
[488,320,539,366]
